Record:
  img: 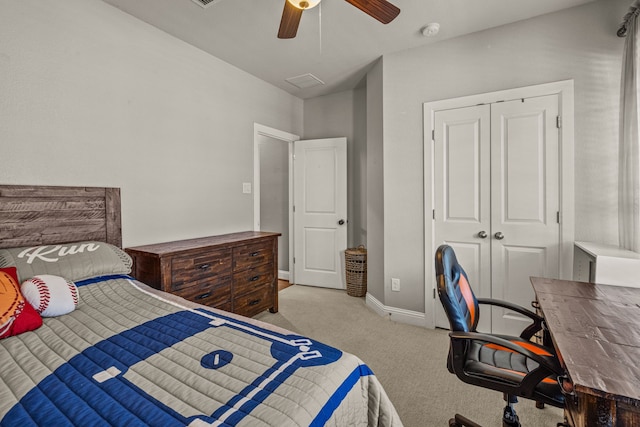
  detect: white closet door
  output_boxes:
[433,104,492,331]
[490,95,560,336]
[433,95,560,334]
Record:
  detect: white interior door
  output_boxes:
[293,138,347,288]
[490,95,559,336]
[433,95,560,334]
[433,105,492,331]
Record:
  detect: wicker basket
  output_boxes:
[345,245,367,297]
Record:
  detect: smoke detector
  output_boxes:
[421,23,440,37]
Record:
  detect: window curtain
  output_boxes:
[619,0,640,251]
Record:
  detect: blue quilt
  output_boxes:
[0,276,402,426]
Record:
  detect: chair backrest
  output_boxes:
[435,245,479,332]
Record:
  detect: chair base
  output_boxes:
[502,405,520,427]
[448,404,521,427]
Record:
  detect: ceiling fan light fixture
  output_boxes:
[287,0,321,10]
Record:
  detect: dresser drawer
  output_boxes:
[173,277,231,308]
[233,263,274,297]
[216,301,233,313]
[171,249,231,290]
[232,241,273,271]
[234,286,272,318]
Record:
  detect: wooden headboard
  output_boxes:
[0,185,122,249]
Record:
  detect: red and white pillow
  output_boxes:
[21,275,79,317]
[0,267,42,339]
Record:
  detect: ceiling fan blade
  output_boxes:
[343,0,400,24]
[278,1,304,39]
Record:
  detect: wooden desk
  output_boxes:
[531,277,640,427]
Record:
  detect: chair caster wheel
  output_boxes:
[502,406,521,427]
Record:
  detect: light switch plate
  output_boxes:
[243,183,252,194]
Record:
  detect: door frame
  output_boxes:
[253,123,300,283]
[423,80,575,329]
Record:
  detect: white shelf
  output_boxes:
[574,241,640,288]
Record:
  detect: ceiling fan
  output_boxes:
[278,0,401,39]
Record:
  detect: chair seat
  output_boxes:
[463,337,564,407]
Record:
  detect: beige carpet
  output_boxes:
[254,285,564,427]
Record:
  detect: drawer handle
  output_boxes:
[249,275,260,282]
[248,299,261,306]
[198,264,211,270]
[250,252,260,257]
[196,292,212,300]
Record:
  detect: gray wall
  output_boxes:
[258,135,289,271]
[0,0,303,247]
[301,75,379,301]
[1,0,628,320]
[366,60,385,302]
[353,84,368,247]
[301,0,629,314]
[380,0,627,313]
[303,89,367,249]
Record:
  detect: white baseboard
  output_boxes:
[365,292,428,328]
[278,270,289,281]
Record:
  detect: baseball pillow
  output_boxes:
[21,275,79,317]
[0,267,42,339]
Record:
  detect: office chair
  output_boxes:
[434,244,565,427]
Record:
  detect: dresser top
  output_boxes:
[125,231,280,256]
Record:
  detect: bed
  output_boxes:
[0,185,402,427]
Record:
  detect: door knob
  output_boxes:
[338,219,345,225]
[494,232,505,240]
[477,231,488,239]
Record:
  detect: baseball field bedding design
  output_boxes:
[0,246,402,426]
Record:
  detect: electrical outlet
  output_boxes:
[391,278,400,292]
[242,182,252,194]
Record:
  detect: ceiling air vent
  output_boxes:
[285,73,325,89]
[190,0,222,9]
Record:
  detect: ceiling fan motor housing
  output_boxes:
[287,0,321,10]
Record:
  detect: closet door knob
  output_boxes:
[477,231,488,239]
[494,232,505,240]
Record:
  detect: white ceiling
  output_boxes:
[101,0,597,99]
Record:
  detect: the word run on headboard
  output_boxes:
[0,185,122,249]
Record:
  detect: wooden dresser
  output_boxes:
[125,231,280,317]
